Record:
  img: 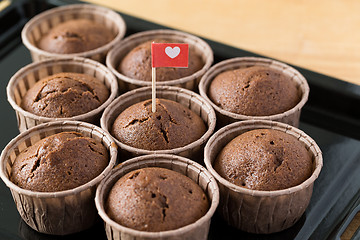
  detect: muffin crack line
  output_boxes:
[124,117,149,128]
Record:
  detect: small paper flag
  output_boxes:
[151,43,189,68]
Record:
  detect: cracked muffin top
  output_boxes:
[111,98,207,151]
[38,19,115,54]
[208,66,300,116]
[214,129,313,191]
[119,39,204,81]
[106,167,209,232]
[21,72,110,118]
[10,132,109,192]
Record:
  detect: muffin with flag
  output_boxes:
[109,43,206,151]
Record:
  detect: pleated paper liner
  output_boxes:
[0,121,118,235]
[95,154,219,240]
[199,57,310,128]
[7,57,118,132]
[106,29,214,93]
[100,86,216,162]
[204,120,323,234]
[21,3,126,63]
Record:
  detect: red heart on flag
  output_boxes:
[151,43,189,68]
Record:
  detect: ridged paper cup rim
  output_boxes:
[204,119,323,197]
[95,154,219,238]
[106,29,213,87]
[100,85,216,156]
[199,57,310,121]
[7,57,118,123]
[0,120,118,199]
[21,3,126,59]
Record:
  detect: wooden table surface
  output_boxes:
[87,0,360,87]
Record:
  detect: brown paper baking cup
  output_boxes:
[21,3,126,63]
[7,57,118,132]
[100,86,216,162]
[204,120,323,234]
[106,29,213,93]
[95,154,219,240]
[199,57,309,128]
[0,120,118,235]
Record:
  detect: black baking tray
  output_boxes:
[0,0,359,239]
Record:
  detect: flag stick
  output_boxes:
[152,66,156,113]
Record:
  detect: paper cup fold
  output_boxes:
[7,57,118,132]
[199,57,309,128]
[106,29,213,93]
[21,3,126,63]
[0,121,118,235]
[95,154,219,240]
[100,86,216,162]
[204,120,322,234]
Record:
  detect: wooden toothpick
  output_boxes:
[152,65,156,113]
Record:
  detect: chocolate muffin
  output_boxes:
[214,128,313,191]
[106,167,209,232]
[21,72,110,118]
[10,131,109,192]
[208,66,300,116]
[119,39,204,81]
[38,19,115,54]
[111,98,207,150]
